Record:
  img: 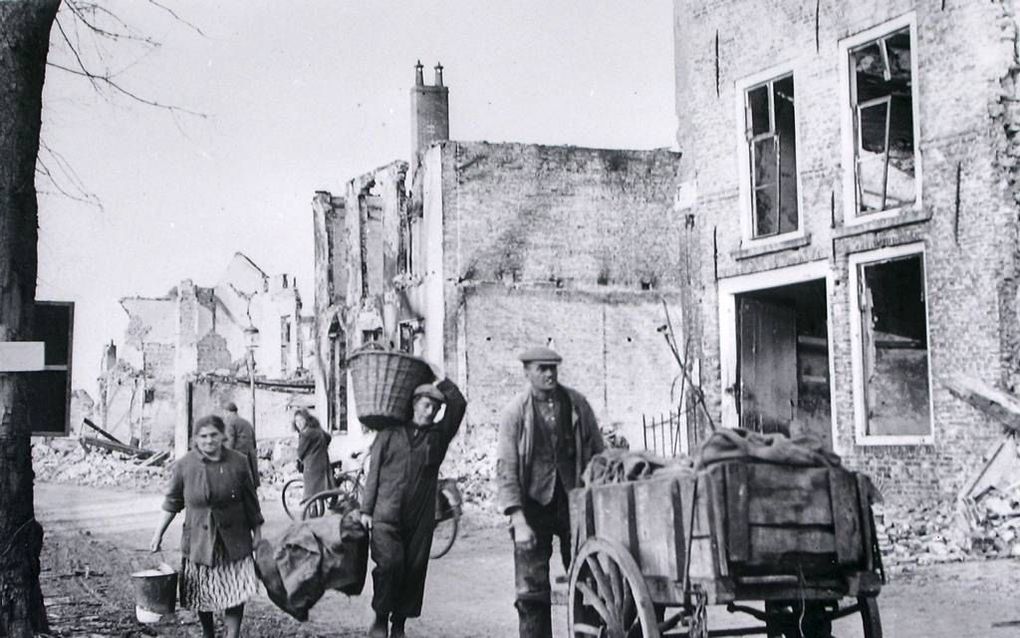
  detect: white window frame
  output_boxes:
[734,63,805,248]
[848,242,934,446]
[838,13,922,226]
[717,260,837,448]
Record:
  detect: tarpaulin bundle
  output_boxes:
[581,448,694,487]
[254,508,369,621]
[694,427,842,470]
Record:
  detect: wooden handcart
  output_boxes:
[566,461,884,637]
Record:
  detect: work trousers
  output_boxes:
[370,519,434,618]
[512,484,571,638]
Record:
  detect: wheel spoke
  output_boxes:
[576,580,621,633]
[585,556,622,629]
[573,622,604,636]
[598,552,626,619]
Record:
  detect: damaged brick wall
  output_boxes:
[675,0,1020,497]
[428,141,682,446]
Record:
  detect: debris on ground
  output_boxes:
[33,439,169,493]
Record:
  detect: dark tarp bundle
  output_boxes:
[695,427,842,469]
[254,509,369,621]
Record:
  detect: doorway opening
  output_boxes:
[734,278,831,449]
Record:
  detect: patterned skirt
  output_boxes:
[180,540,260,612]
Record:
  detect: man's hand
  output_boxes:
[149,532,163,553]
[359,512,373,531]
[511,511,536,550]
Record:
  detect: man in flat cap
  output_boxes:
[360,368,467,638]
[497,347,605,638]
[223,401,259,487]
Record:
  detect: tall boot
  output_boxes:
[390,613,406,638]
[515,600,552,638]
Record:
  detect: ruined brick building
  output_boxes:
[674,0,1020,497]
[98,253,313,449]
[313,64,682,456]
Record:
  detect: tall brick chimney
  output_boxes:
[410,61,449,160]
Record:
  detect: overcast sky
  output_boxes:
[36,1,677,395]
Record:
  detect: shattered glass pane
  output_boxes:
[748,85,770,136]
[752,134,779,236]
[860,254,930,436]
[852,28,915,214]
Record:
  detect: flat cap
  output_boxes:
[412,384,445,402]
[518,346,562,364]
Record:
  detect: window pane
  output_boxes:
[860,254,930,436]
[752,136,778,237]
[748,85,770,136]
[773,76,798,234]
[852,28,915,214]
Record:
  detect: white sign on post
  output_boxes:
[0,342,46,372]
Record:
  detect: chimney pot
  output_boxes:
[415,60,424,86]
[434,62,444,86]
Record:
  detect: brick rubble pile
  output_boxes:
[32,439,168,493]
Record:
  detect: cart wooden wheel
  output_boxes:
[568,538,660,638]
[859,596,882,638]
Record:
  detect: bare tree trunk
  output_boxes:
[0,1,60,635]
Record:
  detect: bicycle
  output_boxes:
[281,458,351,520]
[293,451,464,559]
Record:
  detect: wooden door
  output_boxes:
[738,297,798,434]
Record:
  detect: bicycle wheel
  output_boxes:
[281,478,305,520]
[333,473,363,508]
[431,514,459,559]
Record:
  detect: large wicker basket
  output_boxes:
[348,348,433,430]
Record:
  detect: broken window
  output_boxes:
[745,74,798,238]
[856,252,931,437]
[850,28,915,214]
[280,316,292,373]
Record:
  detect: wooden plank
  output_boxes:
[725,463,750,563]
[829,468,862,565]
[591,483,636,555]
[748,526,836,558]
[706,466,730,577]
[945,374,1020,434]
[0,342,45,372]
[633,476,684,579]
[855,473,876,572]
[747,465,833,526]
[569,487,594,558]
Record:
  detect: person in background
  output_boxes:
[150,415,263,638]
[293,409,332,501]
[496,347,605,638]
[359,372,467,638]
[223,402,259,487]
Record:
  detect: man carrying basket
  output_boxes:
[357,359,467,638]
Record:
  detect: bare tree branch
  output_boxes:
[46,61,207,117]
[62,1,160,46]
[144,0,205,36]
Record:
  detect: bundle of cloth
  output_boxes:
[695,427,842,469]
[254,507,369,621]
[581,428,842,487]
[581,448,694,487]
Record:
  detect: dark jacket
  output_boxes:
[361,379,467,524]
[163,448,264,566]
[224,413,260,487]
[297,424,332,499]
[496,384,605,515]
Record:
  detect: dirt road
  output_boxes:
[34,483,1020,637]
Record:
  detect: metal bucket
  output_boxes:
[130,564,178,624]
